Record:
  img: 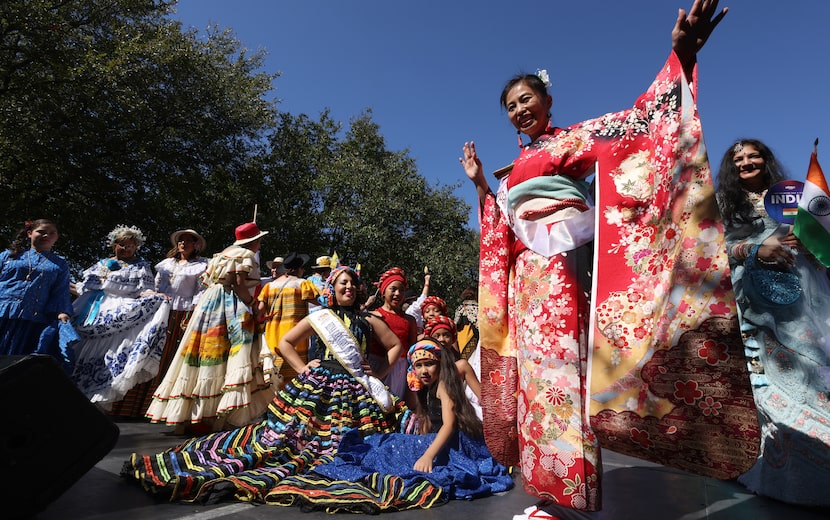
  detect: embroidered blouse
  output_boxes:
[155,257,208,311]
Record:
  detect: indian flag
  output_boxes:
[793,140,830,267]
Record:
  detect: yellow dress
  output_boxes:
[257,275,319,385]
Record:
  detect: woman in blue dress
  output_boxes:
[716,139,830,508]
[0,219,75,371]
[262,338,513,513]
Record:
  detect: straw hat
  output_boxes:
[169,229,206,252]
[311,255,332,270]
[266,256,284,270]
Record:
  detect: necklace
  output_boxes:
[744,189,768,216]
[26,249,44,281]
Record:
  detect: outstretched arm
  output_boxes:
[672,0,728,77]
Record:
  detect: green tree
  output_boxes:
[0,0,275,273]
[0,1,479,302]
[252,111,339,261]
[312,112,479,308]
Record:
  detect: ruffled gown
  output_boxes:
[72,258,170,408]
[109,256,208,417]
[265,416,513,512]
[146,245,271,427]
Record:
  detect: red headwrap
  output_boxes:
[422,296,448,316]
[423,315,456,339]
[374,267,407,295]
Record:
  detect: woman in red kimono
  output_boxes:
[460,2,760,518]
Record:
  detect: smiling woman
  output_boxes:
[716,138,830,508]
[108,228,209,418]
[459,2,762,518]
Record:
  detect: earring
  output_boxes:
[517,130,523,149]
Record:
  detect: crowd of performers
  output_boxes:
[0,219,508,512]
[2,2,830,517]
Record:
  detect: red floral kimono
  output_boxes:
[477,52,760,512]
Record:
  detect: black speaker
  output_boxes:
[0,355,120,519]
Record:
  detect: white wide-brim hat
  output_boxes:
[170,229,207,252]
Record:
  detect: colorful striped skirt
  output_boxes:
[124,360,414,503]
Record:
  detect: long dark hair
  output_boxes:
[716,139,787,230]
[8,219,57,257]
[414,343,483,439]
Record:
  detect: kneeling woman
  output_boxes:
[123,265,412,504]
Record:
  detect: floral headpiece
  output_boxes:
[107,224,146,248]
[536,68,551,88]
[406,338,443,391]
[318,265,356,308]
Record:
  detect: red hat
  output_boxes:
[233,222,269,245]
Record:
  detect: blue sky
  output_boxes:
[172,0,830,227]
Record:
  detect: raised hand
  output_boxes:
[459,141,492,205]
[672,0,728,65]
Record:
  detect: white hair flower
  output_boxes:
[107,224,146,248]
[536,68,552,88]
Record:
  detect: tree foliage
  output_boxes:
[312,112,479,306]
[252,110,480,308]
[1,0,276,268]
[0,0,479,308]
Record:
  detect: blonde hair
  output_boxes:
[107,225,146,248]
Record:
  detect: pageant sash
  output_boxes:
[307,309,394,412]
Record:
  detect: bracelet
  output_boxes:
[731,242,752,261]
[757,256,778,267]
